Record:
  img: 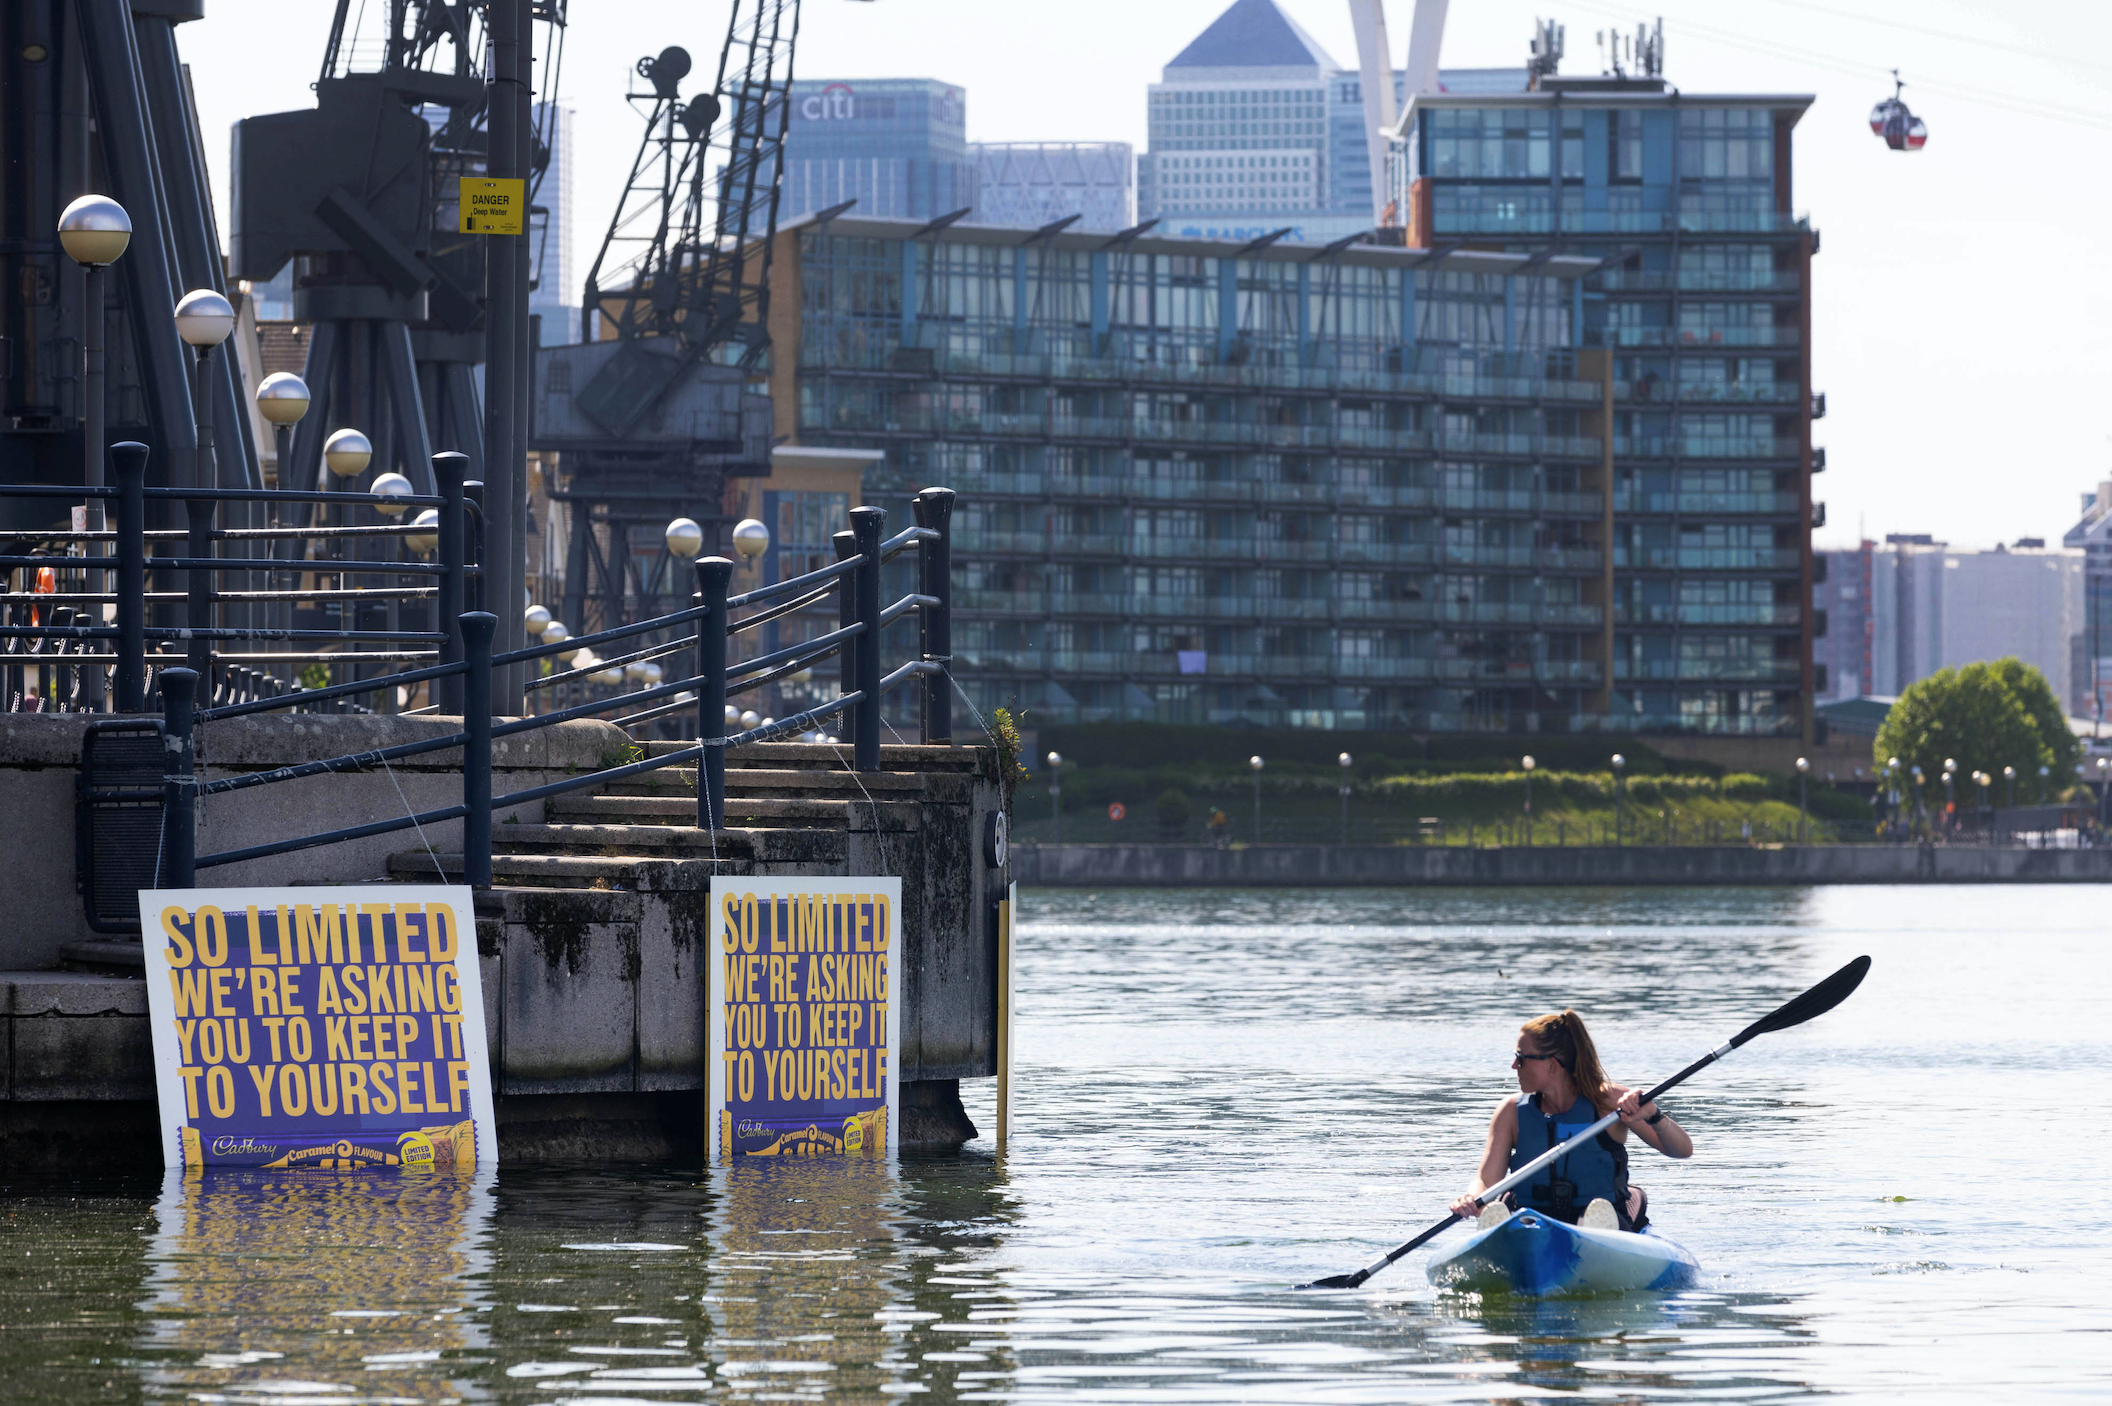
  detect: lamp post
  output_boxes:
[1795,756,1810,844]
[1522,754,1536,846]
[173,290,235,687]
[1942,757,1957,837]
[58,195,133,712]
[1611,753,1626,846]
[58,196,131,490]
[1885,756,1901,841]
[1337,751,1352,846]
[174,289,234,489]
[2098,757,2110,833]
[1911,764,1925,837]
[2039,763,2051,805]
[1250,754,1264,844]
[1046,751,1063,844]
[251,373,313,688]
[255,371,310,491]
[2003,764,2015,810]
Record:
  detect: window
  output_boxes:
[1612,111,1642,181]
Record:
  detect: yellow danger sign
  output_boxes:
[457,177,525,235]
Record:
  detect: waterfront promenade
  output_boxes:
[1015,842,2112,886]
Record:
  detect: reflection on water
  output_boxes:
[141,1172,493,1403]
[0,884,2108,1401]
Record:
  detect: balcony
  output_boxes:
[1339,540,1432,566]
[1339,484,1433,510]
[1437,602,1535,626]
[1539,604,1604,627]
[1334,656,1433,680]
[1624,604,1800,627]
[954,530,1049,555]
[1046,476,1130,500]
[1440,544,1534,568]
[1604,327,1798,350]
[955,589,1047,614]
[1538,547,1602,571]
[1335,597,1433,621]
[1259,479,1337,505]
[1658,382,1804,406]
[1438,487,1535,513]
[1613,547,1803,571]
[1596,270,1803,293]
[1614,491,1801,516]
[1615,657,1804,681]
[1614,437,1802,460]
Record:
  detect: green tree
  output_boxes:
[1873,658,2077,804]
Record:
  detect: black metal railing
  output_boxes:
[130,469,956,895]
[0,441,482,716]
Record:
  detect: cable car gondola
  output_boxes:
[1868,71,1927,151]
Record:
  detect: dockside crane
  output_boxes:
[534,0,816,640]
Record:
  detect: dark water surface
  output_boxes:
[5,885,2107,1402]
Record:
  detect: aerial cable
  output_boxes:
[1732,0,2102,74]
[1577,1,2112,132]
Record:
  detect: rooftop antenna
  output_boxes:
[1527,18,1564,85]
[1637,18,1664,79]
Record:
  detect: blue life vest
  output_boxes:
[1507,1090,1629,1223]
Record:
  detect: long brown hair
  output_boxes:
[1521,1009,1611,1113]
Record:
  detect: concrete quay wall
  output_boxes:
[0,711,627,967]
[1014,842,2112,886]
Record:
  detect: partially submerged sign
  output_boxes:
[457,177,525,234]
[708,878,901,1158]
[138,887,497,1171]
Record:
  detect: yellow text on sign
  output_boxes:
[458,178,525,235]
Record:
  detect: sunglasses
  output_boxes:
[1512,1049,1556,1066]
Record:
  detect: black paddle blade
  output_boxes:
[1731,955,1871,1048]
[1296,1271,1368,1291]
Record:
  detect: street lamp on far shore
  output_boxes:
[1522,755,1536,846]
[1611,753,1626,847]
[1250,755,1265,845]
[2003,764,2016,809]
[1337,752,1352,846]
[1795,756,1809,844]
[1046,751,1063,844]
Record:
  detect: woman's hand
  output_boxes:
[1450,1191,1484,1219]
[1608,1083,1651,1124]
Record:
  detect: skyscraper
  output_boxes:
[779,79,976,222]
[529,101,575,344]
[1137,0,1388,244]
[971,143,1133,232]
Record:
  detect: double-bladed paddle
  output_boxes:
[1297,954,1873,1291]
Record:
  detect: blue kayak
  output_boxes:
[1427,1208,1699,1296]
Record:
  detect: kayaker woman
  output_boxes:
[1447,1008,1693,1232]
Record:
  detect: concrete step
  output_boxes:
[493,821,754,852]
[642,739,986,773]
[607,767,925,798]
[387,850,743,885]
[552,794,851,825]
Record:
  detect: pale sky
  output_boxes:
[184,0,2112,553]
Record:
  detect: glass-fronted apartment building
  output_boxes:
[1392,72,1819,739]
[764,213,1612,732]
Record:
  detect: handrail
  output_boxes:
[195,652,470,720]
[726,552,862,610]
[0,442,479,716]
[145,487,961,891]
[492,600,706,668]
